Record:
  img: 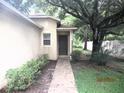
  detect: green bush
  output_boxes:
[91,49,110,66]
[73,36,83,50]
[71,50,82,62]
[6,55,48,93]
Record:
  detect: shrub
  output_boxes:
[73,36,83,50]
[6,55,48,93]
[91,49,110,66]
[71,50,82,62]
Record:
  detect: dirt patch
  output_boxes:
[71,57,124,74]
[71,58,103,71]
[1,61,56,93]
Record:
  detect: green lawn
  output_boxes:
[74,67,124,93]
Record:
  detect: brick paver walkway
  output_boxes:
[48,57,78,93]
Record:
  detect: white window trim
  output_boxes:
[43,33,51,47]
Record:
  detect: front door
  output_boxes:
[58,35,68,55]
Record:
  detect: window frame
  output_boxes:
[43,33,51,46]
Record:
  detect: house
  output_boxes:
[29,15,77,60]
[0,0,77,88]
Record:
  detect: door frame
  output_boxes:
[58,35,69,56]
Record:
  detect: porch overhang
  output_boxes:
[57,27,77,31]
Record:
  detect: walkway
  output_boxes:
[48,57,78,93]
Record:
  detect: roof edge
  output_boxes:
[0,0,42,29]
[29,15,60,23]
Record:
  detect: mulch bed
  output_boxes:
[1,61,57,93]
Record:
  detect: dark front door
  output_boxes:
[59,35,68,55]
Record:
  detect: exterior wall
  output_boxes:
[69,31,73,55]
[31,18,58,60]
[0,8,41,85]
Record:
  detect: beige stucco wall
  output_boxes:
[70,31,73,55]
[0,8,41,85]
[31,18,58,60]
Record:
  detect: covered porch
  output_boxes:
[57,27,77,57]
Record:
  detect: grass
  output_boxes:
[74,67,124,93]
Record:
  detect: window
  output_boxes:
[43,33,51,45]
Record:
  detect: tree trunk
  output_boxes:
[91,29,105,55]
[84,30,88,50]
[92,39,101,54]
[84,39,87,50]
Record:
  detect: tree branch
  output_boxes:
[73,0,90,18]
[98,8,124,28]
[101,20,124,30]
[47,0,89,24]
[105,31,123,36]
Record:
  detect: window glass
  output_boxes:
[43,33,50,45]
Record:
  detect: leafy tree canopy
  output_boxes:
[5,0,34,14]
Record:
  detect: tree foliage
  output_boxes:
[5,0,34,14]
[47,0,124,26]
